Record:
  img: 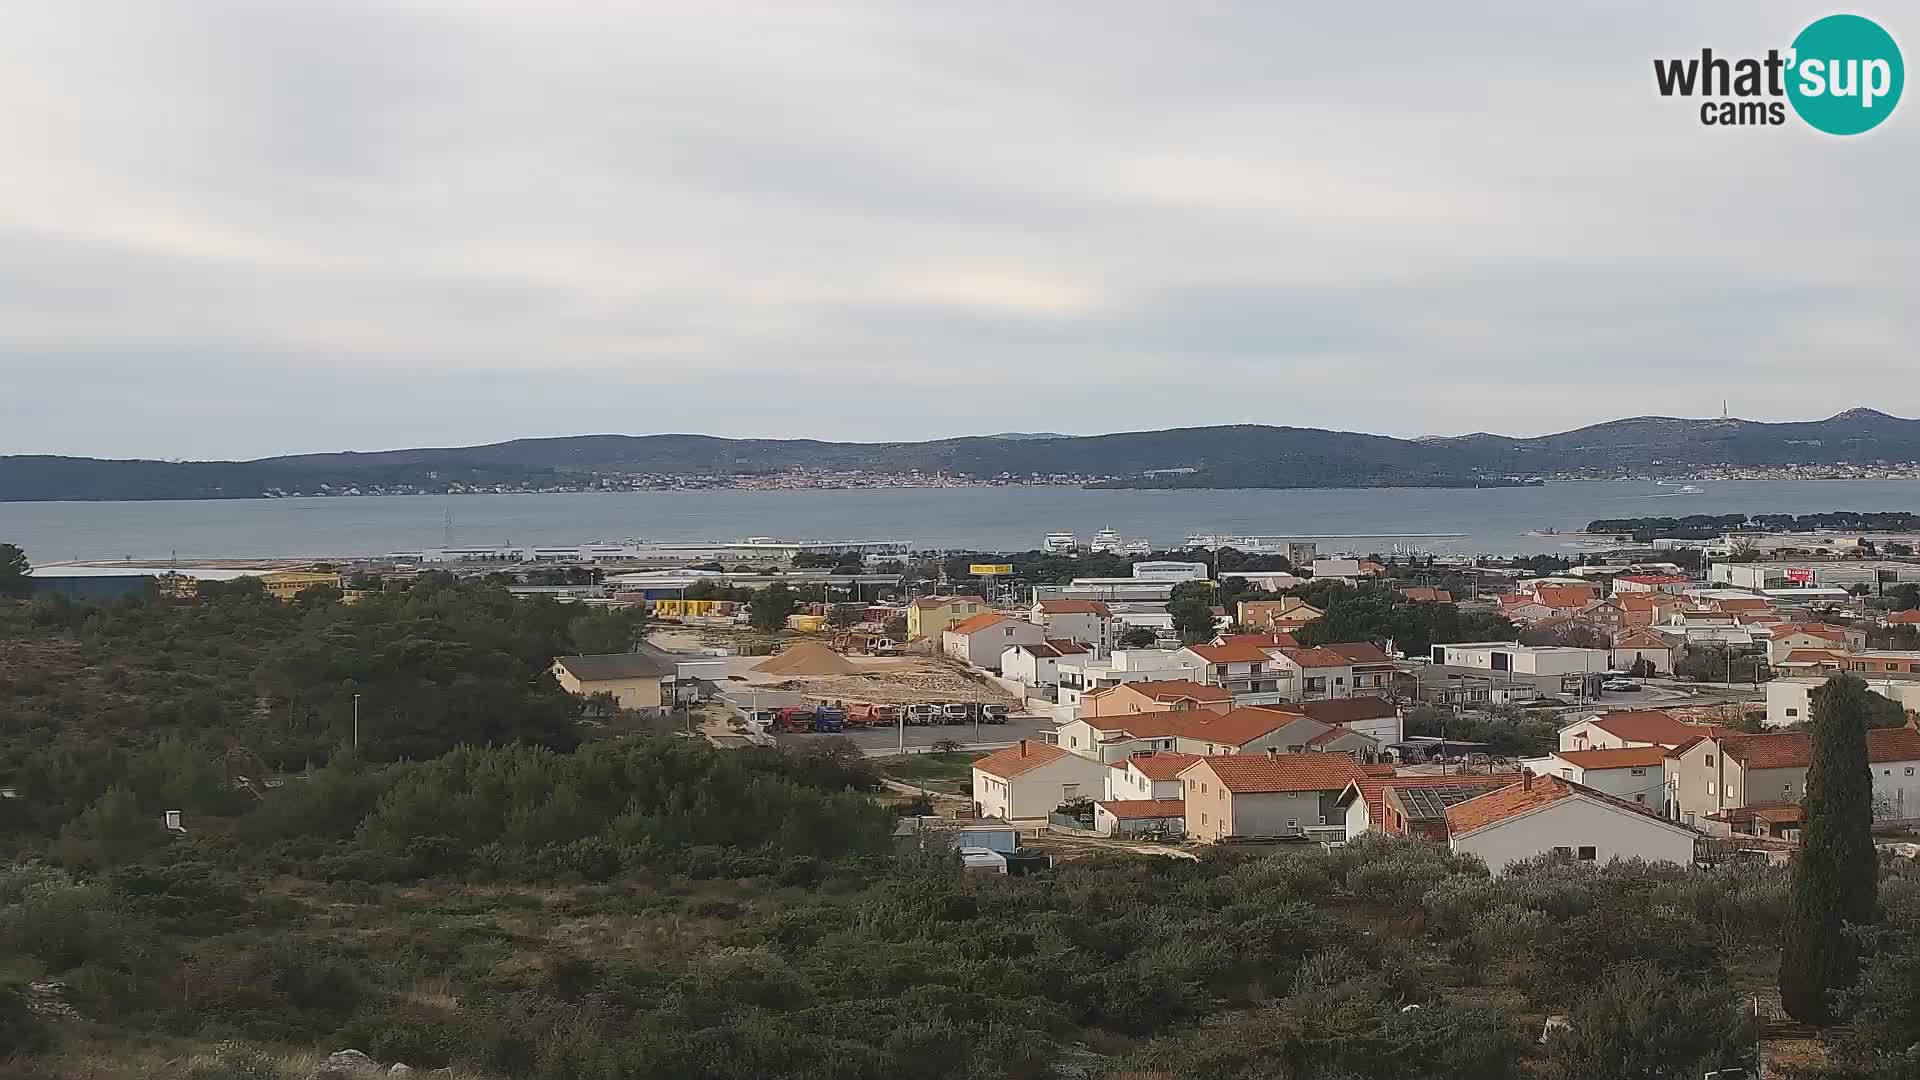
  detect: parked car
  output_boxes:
[1601,679,1639,692]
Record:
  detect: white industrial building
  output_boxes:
[1428,642,1611,676]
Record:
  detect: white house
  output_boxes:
[1430,642,1610,677]
[1055,649,1204,709]
[1610,631,1675,675]
[1178,642,1291,705]
[971,739,1112,822]
[1092,798,1187,838]
[1001,640,1090,688]
[1557,709,1721,753]
[1104,750,1203,801]
[942,612,1045,671]
[1444,773,1700,874]
[1520,747,1668,809]
[1030,600,1116,652]
[1266,647,1358,701]
[1270,696,1404,744]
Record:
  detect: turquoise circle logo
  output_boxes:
[1787,14,1903,134]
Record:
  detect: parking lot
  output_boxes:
[775,712,1057,755]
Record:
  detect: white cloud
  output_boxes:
[0,1,1915,457]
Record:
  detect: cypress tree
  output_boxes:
[1779,674,1880,1023]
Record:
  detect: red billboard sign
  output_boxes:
[1785,568,1813,584]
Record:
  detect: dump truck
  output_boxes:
[811,707,846,733]
[906,703,940,726]
[979,704,1010,725]
[943,702,974,725]
[775,707,817,733]
[848,702,899,728]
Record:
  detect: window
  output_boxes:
[1630,767,1646,776]
[1218,789,1224,801]
[1907,767,1915,777]
[1786,708,1798,717]
[1319,815,1327,825]
[1062,784,1079,799]
[1705,754,1714,766]
[1287,818,1297,830]
[1634,793,1646,804]
[1707,781,1716,795]
[1577,846,1597,861]
[1201,813,1208,825]
[1070,736,1078,748]
[1553,845,1573,857]
[1201,782,1208,794]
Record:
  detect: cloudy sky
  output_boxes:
[3,2,1915,459]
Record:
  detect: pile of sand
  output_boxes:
[752,641,860,676]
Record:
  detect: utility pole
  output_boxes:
[352,693,362,751]
[897,705,906,756]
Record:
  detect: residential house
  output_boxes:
[1612,574,1694,595]
[1337,774,1520,840]
[1771,651,1852,678]
[551,650,678,714]
[971,739,1112,822]
[943,613,1045,671]
[1001,640,1090,688]
[1079,679,1233,720]
[1557,709,1725,753]
[1576,600,1630,639]
[1092,798,1187,838]
[1104,750,1203,801]
[1268,647,1359,700]
[1055,649,1204,709]
[1611,630,1675,674]
[1030,599,1116,652]
[1268,695,1404,744]
[1612,592,1662,629]
[1179,642,1292,705]
[1667,726,1920,825]
[1889,610,1920,627]
[1058,705,1355,763]
[1765,623,1865,663]
[1319,642,1396,694]
[1845,650,1920,677]
[907,594,989,640]
[1401,586,1453,603]
[1496,596,1558,624]
[1211,631,1300,649]
[1444,773,1700,873]
[1766,675,1920,728]
[1237,597,1323,633]
[1181,753,1369,842]
[1523,746,1668,809]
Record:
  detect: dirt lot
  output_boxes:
[759,660,1016,706]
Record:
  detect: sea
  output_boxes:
[6,479,1920,564]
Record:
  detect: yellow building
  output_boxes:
[261,570,344,602]
[906,594,989,640]
[551,649,679,715]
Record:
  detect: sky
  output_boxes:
[2,2,1916,460]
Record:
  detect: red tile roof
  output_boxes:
[1123,751,1205,780]
[1280,646,1357,669]
[1705,802,1804,825]
[1712,727,1920,770]
[1553,746,1670,770]
[1444,773,1681,837]
[1217,632,1300,649]
[1096,797,1187,820]
[1584,710,1722,747]
[1187,753,1367,794]
[1772,623,1847,640]
[972,739,1071,780]
[1322,641,1393,665]
[1890,611,1920,625]
[1778,649,1849,666]
[1186,643,1277,664]
[1535,585,1599,609]
[1613,630,1672,650]
[1272,696,1398,726]
[1401,587,1453,603]
[1128,679,1233,703]
[1012,640,1090,659]
[1036,599,1113,616]
[946,612,1008,635]
[1619,574,1691,585]
[1714,598,1775,612]
[1307,727,1369,747]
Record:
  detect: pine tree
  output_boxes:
[1779,674,1880,1023]
[0,543,29,599]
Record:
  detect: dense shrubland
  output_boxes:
[1,577,1916,1079]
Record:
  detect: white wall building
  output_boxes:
[1445,774,1699,874]
[1519,747,1667,809]
[971,740,1112,822]
[942,614,1045,671]
[1001,640,1091,688]
[1130,561,1210,583]
[1768,676,1920,728]
[1055,649,1204,709]
[1430,642,1610,677]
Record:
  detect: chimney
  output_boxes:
[1266,746,1279,759]
[1521,769,1533,791]
[1019,739,1029,757]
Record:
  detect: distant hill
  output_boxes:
[5,409,1920,501]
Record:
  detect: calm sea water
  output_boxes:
[6,480,1920,563]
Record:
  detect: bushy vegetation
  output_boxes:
[0,571,1910,1079]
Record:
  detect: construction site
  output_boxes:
[652,631,1019,708]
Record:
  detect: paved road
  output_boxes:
[775,714,1056,755]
